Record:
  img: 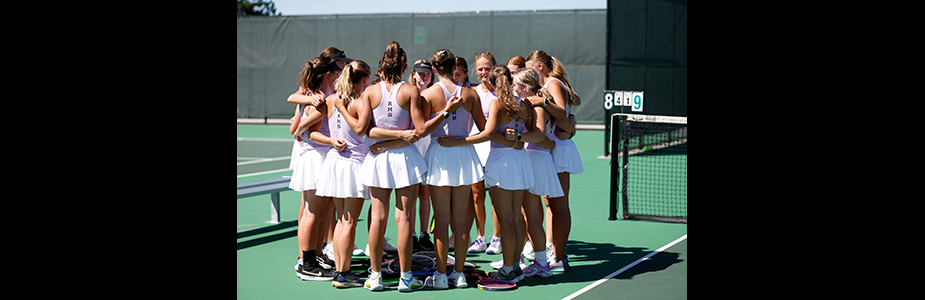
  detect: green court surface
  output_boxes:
[237,124,687,299]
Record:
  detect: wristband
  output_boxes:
[515,131,522,142]
[543,97,549,108]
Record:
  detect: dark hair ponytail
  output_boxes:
[377,41,407,84]
[298,56,338,93]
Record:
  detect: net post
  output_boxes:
[609,113,619,220]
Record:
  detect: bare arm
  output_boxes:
[290,105,301,137]
[334,93,371,137]
[306,110,347,152]
[555,114,577,140]
[509,105,545,144]
[415,86,464,137]
[470,93,486,133]
[287,89,326,106]
[437,98,497,147]
[530,107,556,150]
[367,84,423,144]
[367,139,410,155]
[293,105,327,138]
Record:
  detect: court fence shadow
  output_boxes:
[516,240,683,287]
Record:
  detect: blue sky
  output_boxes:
[271,0,607,16]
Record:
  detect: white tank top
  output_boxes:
[370,81,412,141]
[475,84,496,121]
[430,82,471,139]
[327,100,366,163]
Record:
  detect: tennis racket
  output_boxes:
[382,276,400,287]
[477,277,517,291]
[411,267,439,277]
[468,268,490,279]
[350,257,371,277]
[385,252,438,276]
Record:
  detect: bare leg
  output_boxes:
[449,185,471,273]
[489,187,525,268]
[468,180,487,238]
[367,187,391,272]
[333,197,364,272]
[300,191,329,253]
[429,185,452,274]
[418,185,431,235]
[522,192,547,253]
[316,199,333,253]
[393,184,418,272]
[548,172,572,261]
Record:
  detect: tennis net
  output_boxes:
[609,114,687,223]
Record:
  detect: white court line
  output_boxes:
[561,234,687,300]
[237,156,291,166]
[238,137,293,142]
[237,168,292,179]
[237,157,265,161]
[237,137,295,177]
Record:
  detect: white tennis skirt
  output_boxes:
[551,139,584,174]
[360,143,428,189]
[414,134,431,158]
[525,148,565,198]
[315,155,369,199]
[289,140,300,169]
[289,147,328,191]
[484,147,534,191]
[424,141,484,187]
[470,125,490,167]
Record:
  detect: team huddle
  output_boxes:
[287,41,583,292]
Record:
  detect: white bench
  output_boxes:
[237,176,291,224]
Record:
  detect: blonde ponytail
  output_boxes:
[549,56,578,106]
[334,60,371,102]
[527,50,580,106]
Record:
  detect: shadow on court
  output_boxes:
[517,240,684,287]
[237,221,298,251]
[236,219,372,251]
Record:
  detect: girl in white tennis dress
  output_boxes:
[288,56,341,281]
[512,68,562,278]
[314,60,372,288]
[418,49,485,289]
[466,52,498,255]
[358,42,460,293]
[525,50,581,272]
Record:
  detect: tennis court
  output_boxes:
[237,124,687,299]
